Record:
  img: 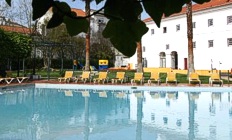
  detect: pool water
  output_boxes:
[0,84,232,140]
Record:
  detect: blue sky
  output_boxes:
[62,0,149,20]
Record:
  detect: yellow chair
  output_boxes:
[75,71,91,83]
[209,73,223,86]
[93,71,108,84]
[111,72,125,84]
[189,72,201,86]
[131,72,143,85]
[147,72,160,86]
[58,71,73,83]
[166,72,177,85]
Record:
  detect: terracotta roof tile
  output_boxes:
[71,8,86,17]
[143,0,232,22]
[0,25,31,34]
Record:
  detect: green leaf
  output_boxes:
[47,13,64,28]
[53,1,72,14]
[143,0,209,27]
[95,0,104,5]
[104,0,142,21]
[104,0,122,20]
[193,0,211,4]
[32,0,53,20]
[103,19,148,57]
[164,0,186,17]
[64,14,89,36]
[47,2,72,28]
[5,0,11,6]
[120,0,143,21]
[143,0,165,27]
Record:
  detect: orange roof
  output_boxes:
[143,0,232,22]
[0,25,31,34]
[71,8,86,17]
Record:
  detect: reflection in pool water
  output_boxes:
[0,85,232,140]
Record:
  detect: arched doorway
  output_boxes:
[171,51,178,69]
[159,52,166,68]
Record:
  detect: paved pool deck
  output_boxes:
[0,78,231,88]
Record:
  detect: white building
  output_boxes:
[129,0,232,70]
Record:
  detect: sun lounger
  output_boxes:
[4,77,15,84]
[209,73,223,86]
[111,72,125,84]
[147,72,160,86]
[0,78,4,83]
[166,72,177,85]
[75,71,91,83]
[58,71,73,83]
[131,72,143,85]
[93,71,108,84]
[189,72,201,86]
[16,77,29,83]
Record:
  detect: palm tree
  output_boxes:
[186,0,195,76]
[137,42,143,72]
[137,15,143,72]
[81,0,93,71]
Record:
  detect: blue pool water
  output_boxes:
[0,84,232,140]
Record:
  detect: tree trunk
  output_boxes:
[186,1,195,77]
[137,42,143,72]
[85,0,91,71]
[137,14,143,73]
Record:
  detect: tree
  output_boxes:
[0,29,31,75]
[43,24,86,70]
[90,31,115,67]
[8,32,32,76]
[0,29,13,61]
[137,15,143,72]
[5,0,210,57]
[2,0,34,33]
[186,0,195,77]
[81,0,93,71]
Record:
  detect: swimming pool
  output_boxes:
[0,84,232,140]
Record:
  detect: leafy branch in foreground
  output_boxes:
[5,0,210,57]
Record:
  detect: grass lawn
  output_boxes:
[9,69,232,84]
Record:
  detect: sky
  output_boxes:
[62,0,149,20]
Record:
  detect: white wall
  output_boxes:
[129,4,232,70]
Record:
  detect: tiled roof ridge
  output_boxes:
[71,8,86,17]
[143,0,232,22]
[0,25,31,34]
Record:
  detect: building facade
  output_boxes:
[128,0,232,70]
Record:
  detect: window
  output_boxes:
[228,38,232,46]
[151,29,154,35]
[98,19,104,23]
[208,19,213,27]
[160,52,166,68]
[163,27,167,33]
[116,56,119,60]
[227,16,232,24]
[208,40,214,48]
[143,46,146,52]
[193,41,196,48]
[192,22,196,28]
[176,24,180,31]
[166,44,169,50]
